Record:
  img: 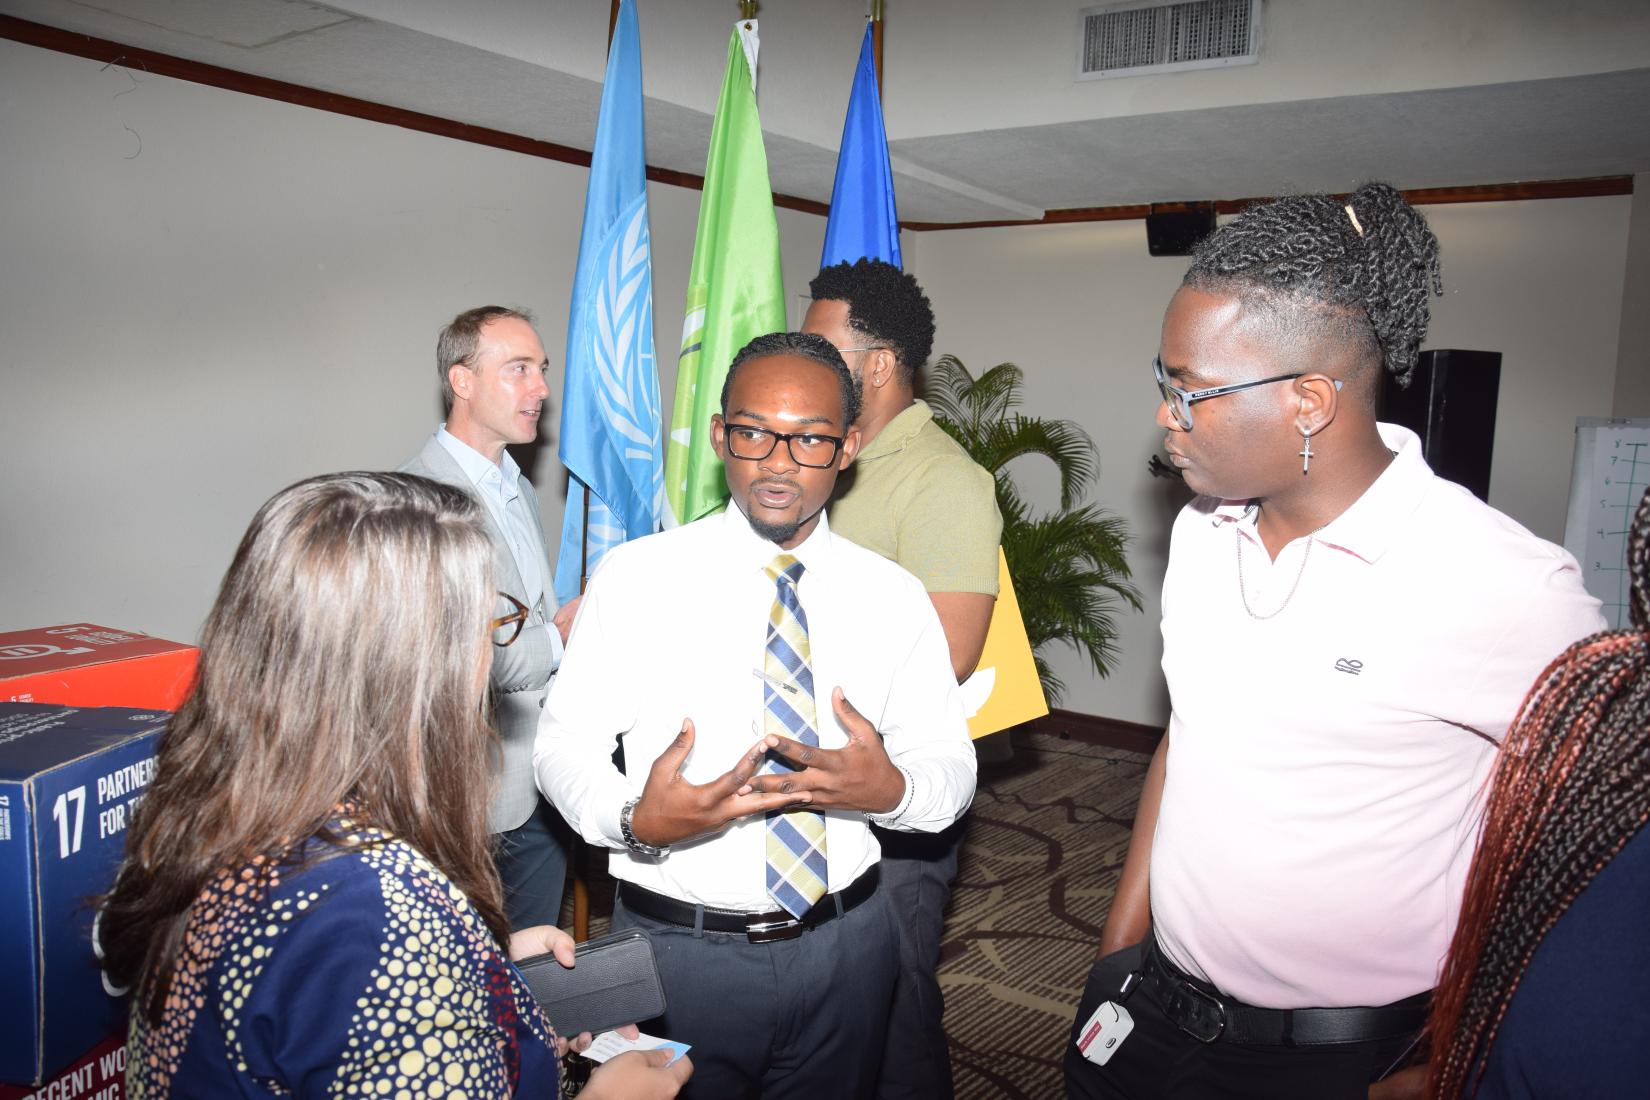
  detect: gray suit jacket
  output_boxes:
[400,434,560,834]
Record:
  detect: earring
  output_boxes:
[1298,428,1314,475]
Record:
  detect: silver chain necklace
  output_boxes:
[1235,526,1315,620]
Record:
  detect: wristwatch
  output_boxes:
[619,797,669,858]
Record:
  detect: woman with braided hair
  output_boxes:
[1064,183,1603,1099]
[1426,488,1650,1098]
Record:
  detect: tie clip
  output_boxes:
[752,668,798,694]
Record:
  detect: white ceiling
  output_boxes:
[4,0,1649,223]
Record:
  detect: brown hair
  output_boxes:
[436,305,535,407]
[99,471,508,1022]
[1425,487,1649,1097]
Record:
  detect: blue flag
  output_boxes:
[554,0,662,603]
[820,22,901,268]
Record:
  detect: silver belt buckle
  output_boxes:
[745,915,804,943]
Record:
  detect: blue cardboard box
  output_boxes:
[0,704,167,1086]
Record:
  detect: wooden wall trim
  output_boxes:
[903,176,1636,231]
[3,15,1630,231]
[1022,708,1162,755]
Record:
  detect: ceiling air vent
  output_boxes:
[1078,0,1262,80]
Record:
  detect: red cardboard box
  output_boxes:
[0,1033,125,1100]
[0,626,195,710]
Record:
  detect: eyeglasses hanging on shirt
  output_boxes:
[490,592,529,648]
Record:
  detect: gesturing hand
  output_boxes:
[628,719,810,848]
[741,688,905,815]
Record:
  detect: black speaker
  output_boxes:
[1146,208,1216,256]
[1378,349,1501,502]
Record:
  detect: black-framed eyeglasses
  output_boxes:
[723,424,845,468]
[1153,356,1338,431]
[490,592,528,648]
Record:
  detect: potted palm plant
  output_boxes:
[925,355,1141,704]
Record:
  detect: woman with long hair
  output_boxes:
[100,472,687,1098]
[1426,486,1650,1097]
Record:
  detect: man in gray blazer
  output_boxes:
[401,305,575,930]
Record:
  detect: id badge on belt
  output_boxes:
[1075,971,1139,1067]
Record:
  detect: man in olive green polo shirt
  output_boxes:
[804,258,1002,1100]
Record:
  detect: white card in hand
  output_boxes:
[581,1029,691,1065]
[1075,1000,1134,1066]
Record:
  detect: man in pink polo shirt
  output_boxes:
[1064,183,1604,1099]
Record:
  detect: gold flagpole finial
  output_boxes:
[740,1,757,19]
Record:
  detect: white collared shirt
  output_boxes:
[1151,423,1605,1008]
[533,506,976,910]
[435,426,547,613]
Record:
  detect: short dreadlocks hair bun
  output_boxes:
[809,259,935,385]
[1185,182,1444,388]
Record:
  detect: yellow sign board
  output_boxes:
[962,549,1048,738]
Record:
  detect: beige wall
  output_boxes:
[1615,173,1650,417]
[1424,198,1628,535]
[910,195,1632,727]
[0,40,825,644]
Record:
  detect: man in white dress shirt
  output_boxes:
[535,331,976,1099]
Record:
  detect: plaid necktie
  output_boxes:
[762,555,828,917]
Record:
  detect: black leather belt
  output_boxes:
[1140,936,1429,1047]
[618,866,878,944]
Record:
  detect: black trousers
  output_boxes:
[614,885,900,1100]
[873,818,965,1100]
[1063,943,1421,1100]
[494,793,572,931]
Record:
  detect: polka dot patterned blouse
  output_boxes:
[127,822,560,1098]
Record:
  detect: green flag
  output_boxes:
[664,22,786,526]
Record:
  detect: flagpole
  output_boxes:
[579,0,624,595]
[871,0,884,103]
[565,0,628,949]
[579,0,623,596]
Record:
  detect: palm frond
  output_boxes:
[928,353,1143,706]
[959,362,1027,429]
[927,355,1025,448]
[1007,506,1141,597]
[923,355,977,431]
[974,417,1098,509]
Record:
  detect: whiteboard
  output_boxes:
[1563,417,1650,630]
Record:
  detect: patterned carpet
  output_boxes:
[944,731,1148,1099]
[569,729,1149,1098]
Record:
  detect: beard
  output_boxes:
[747,514,804,545]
